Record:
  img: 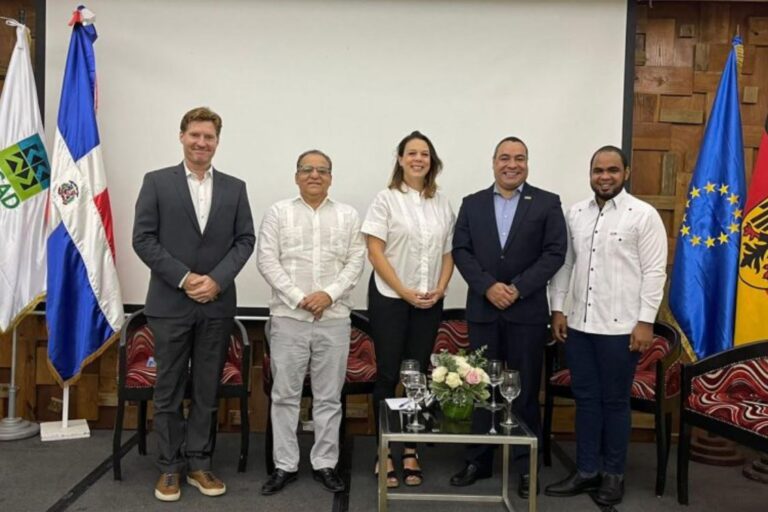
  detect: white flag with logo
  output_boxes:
[0,20,50,332]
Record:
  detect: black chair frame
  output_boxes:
[677,340,768,505]
[263,310,374,474]
[542,321,681,496]
[112,309,252,480]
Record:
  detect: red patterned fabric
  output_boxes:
[548,335,681,401]
[125,324,243,388]
[346,327,377,384]
[687,358,768,436]
[262,326,376,392]
[125,325,156,388]
[221,333,244,385]
[433,320,470,355]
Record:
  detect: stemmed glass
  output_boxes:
[487,360,503,411]
[400,359,420,412]
[499,369,521,427]
[404,373,427,431]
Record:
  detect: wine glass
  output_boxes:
[499,369,521,427]
[487,360,503,411]
[404,373,427,431]
[400,359,420,412]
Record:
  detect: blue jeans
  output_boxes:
[564,328,640,475]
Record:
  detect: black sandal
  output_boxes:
[374,454,399,488]
[402,452,423,486]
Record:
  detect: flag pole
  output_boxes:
[0,326,39,440]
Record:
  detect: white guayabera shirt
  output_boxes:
[257,196,365,322]
[362,186,455,297]
[549,189,667,335]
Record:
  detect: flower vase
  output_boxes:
[441,398,474,422]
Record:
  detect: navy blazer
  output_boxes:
[452,183,567,324]
[133,164,255,318]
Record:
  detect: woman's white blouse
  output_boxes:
[362,186,455,298]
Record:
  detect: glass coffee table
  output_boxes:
[378,402,538,512]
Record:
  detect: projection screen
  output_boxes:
[44,0,629,312]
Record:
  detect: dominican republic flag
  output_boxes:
[0,21,50,333]
[47,7,123,385]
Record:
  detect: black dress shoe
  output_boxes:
[449,463,492,487]
[517,473,540,499]
[544,471,602,497]
[261,469,298,495]
[313,467,345,493]
[594,473,624,505]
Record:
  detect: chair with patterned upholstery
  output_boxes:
[431,308,470,359]
[261,310,377,474]
[112,309,252,480]
[677,340,768,505]
[542,321,682,496]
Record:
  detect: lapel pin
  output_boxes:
[524,196,532,200]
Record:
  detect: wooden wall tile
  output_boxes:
[634,122,672,150]
[701,4,731,44]
[634,94,658,122]
[662,152,680,195]
[693,71,723,93]
[631,151,663,194]
[646,19,677,66]
[670,125,704,173]
[743,86,759,104]
[660,108,704,124]
[744,124,764,148]
[636,66,694,95]
[747,17,768,45]
[74,373,99,420]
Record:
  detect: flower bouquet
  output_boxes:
[430,346,490,421]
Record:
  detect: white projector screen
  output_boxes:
[44,0,629,311]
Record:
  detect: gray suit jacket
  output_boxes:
[132,163,255,318]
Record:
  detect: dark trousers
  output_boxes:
[465,319,548,474]
[148,310,233,474]
[369,274,443,447]
[564,328,639,475]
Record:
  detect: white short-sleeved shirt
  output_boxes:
[362,186,455,298]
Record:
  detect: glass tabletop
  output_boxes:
[380,401,536,443]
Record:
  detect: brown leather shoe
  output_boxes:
[154,473,181,502]
[187,470,227,497]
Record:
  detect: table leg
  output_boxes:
[378,437,388,512]
[529,442,538,512]
[502,443,511,511]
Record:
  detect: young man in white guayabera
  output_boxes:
[257,150,365,495]
[545,146,667,506]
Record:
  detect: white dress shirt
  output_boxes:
[362,186,455,298]
[257,196,366,322]
[549,189,667,335]
[185,164,213,231]
[178,164,213,288]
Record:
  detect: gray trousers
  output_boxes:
[269,316,350,472]
[148,311,232,474]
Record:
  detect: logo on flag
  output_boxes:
[0,133,50,208]
[739,200,768,286]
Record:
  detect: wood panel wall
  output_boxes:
[2,1,767,436]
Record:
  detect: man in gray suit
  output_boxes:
[133,107,255,502]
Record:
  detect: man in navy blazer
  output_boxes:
[451,136,567,498]
[133,107,255,502]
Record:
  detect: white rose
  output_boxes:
[478,368,490,384]
[445,372,462,389]
[457,361,472,378]
[432,366,448,383]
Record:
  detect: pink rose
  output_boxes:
[465,368,481,385]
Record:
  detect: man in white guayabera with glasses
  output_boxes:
[257,149,365,495]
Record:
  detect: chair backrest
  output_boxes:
[120,308,249,389]
[433,318,470,356]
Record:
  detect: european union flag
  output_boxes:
[669,36,746,360]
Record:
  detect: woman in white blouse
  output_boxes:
[362,131,455,487]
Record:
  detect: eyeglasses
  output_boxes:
[297,166,331,176]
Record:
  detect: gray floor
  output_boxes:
[0,429,766,511]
